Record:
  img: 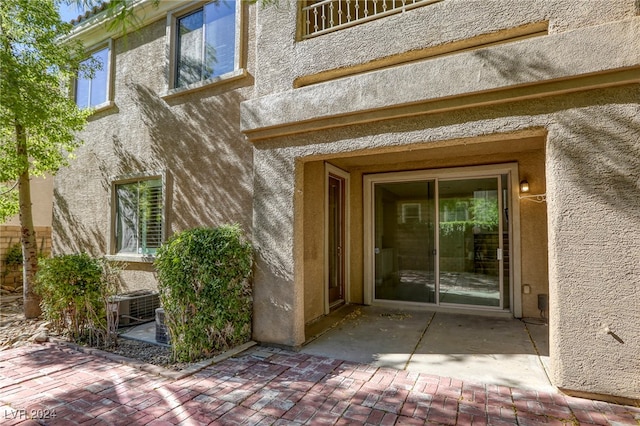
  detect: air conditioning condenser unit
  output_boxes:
[110,290,160,326]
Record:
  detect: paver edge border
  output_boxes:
[47,338,257,380]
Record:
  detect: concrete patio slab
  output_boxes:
[301,307,433,368]
[301,306,553,391]
[120,321,170,347]
[410,312,552,390]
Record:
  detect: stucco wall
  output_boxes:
[518,149,549,318]
[252,148,302,346]
[303,161,325,323]
[251,85,639,399]
[53,4,256,293]
[546,105,640,400]
[301,139,547,325]
[54,0,640,401]
[254,0,638,97]
[244,0,639,400]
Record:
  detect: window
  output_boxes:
[75,45,111,108]
[175,1,237,88]
[115,178,163,256]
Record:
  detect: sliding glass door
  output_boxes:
[369,169,511,310]
[374,180,436,303]
[438,178,501,307]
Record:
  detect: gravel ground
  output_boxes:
[104,338,184,369]
[0,294,187,370]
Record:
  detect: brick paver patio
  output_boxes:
[0,343,638,425]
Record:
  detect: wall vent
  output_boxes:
[111,290,160,326]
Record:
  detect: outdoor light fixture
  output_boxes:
[519,179,547,203]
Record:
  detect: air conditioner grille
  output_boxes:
[111,290,160,326]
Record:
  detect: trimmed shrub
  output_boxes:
[35,254,123,345]
[4,243,23,267]
[155,224,253,362]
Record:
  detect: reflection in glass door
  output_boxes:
[438,178,501,307]
[374,181,436,303]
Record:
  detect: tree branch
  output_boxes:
[0,180,19,196]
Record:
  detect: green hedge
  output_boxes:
[155,224,253,362]
[36,254,103,343]
[35,254,123,346]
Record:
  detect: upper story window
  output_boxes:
[75,43,112,109]
[173,1,238,89]
[301,0,440,39]
[114,177,164,256]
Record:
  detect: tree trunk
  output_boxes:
[16,123,41,319]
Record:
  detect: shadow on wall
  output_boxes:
[242,45,640,320]
[253,149,297,281]
[551,104,640,224]
[473,49,561,84]
[474,47,640,379]
[474,48,640,220]
[131,83,254,234]
[53,81,254,256]
[53,187,107,256]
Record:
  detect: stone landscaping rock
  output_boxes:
[32,332,48,343]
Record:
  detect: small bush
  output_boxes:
[155,224,253,362]
[35,254,123,345]
[4,243,23,267]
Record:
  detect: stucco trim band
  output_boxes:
[241,18,640,141]
[294,21,549,88]
[245,70,640,141]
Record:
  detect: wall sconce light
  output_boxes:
[519,178,547,203]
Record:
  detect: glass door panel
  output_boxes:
[374,181,436,303]
[438,178,501,307]
[501,174,510,309]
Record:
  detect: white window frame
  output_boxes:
[74,39,115,111]
[108,171,166,262]
[163,0,245,98]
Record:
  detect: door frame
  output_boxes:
[363,163,522,317]
[325,163,351,314]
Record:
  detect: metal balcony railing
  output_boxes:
[301,0,440,39]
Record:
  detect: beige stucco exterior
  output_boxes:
[244,0,640,402]
[54,0,639,402]
[53,3,255,292]
[4,176,54,228]
[1,177,54,288]
[302,138,548,324]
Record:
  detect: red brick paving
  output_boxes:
[0,343,638,425]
